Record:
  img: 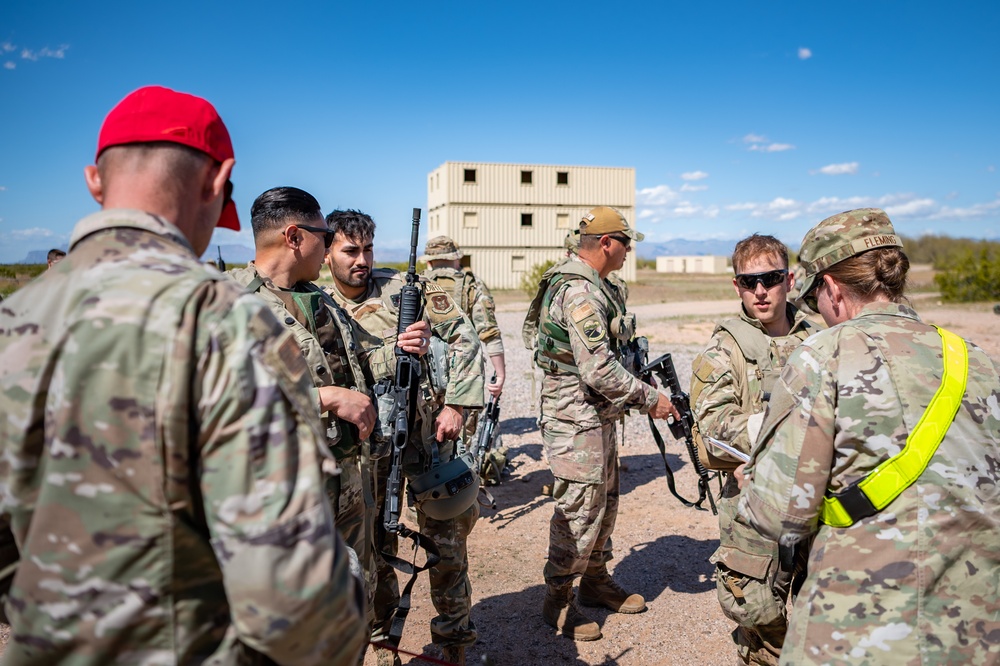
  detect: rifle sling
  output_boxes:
[379,524,442,648]
[646,415,715,512]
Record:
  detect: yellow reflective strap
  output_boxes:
[821,326,968,527]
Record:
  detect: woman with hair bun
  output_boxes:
[739,208,1000,665]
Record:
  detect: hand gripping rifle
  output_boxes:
[379,208,440,648]
[641,353,719,515]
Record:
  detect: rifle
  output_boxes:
[640,353,720,515]
[216,245,226,272]
[471,373,501,482]
[377,208,440,649]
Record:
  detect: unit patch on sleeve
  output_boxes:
[429,293,455,316]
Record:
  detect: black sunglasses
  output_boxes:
[223,180,233,208]
[608,234,631,248]
[293,224,335,248]
[734,269,787,291]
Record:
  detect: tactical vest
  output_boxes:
[423,267,477,315]
[522,258,632,375]
[231,266,368,459]
[715,318,780,413]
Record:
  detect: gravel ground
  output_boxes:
[365,308,738,666]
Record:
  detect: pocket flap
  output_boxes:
[712,545,773,580]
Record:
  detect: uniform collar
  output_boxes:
[69,208,193,254]
[853,300,922,322]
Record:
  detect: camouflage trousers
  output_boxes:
[542,421,620,587]
[711,476,791,666]
[371,455,480,649]
[327,454,378,622]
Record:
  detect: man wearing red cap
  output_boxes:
[0,86,366,664]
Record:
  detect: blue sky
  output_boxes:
[1,1,998,263]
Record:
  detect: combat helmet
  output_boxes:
[408,452,480,520]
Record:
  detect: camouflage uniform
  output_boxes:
[524,256,658,588]
[0,210,366,665]
[421,264,503,455]
[228,264,377,613]
[690,304,817,665]
[327,268,484,649]
[740,302,1000,664]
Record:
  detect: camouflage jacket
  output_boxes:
[528,256,658,427]
[739,302,1000,665]
[326,269,484,459]
[0,209,366,665]
[422,266,504,357]
[229,264,369,460]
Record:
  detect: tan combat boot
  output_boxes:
[578,569,647,614]
[441,645,466,665]
[373,645,401,666]
[542,584,602,641]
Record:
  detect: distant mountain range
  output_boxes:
[18,239,738,265]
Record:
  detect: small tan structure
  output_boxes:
[656,255,730,274]
[426,162,637,289]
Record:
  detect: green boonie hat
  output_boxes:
[580,206,645,242]
[419,235,463,262]
[563,229,581,253]
[798,207,903,297]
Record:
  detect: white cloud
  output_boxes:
[21,48,37,61]
[813,162,859,176]
[743,133,767,144]
[1,42,15,53]
[798,47,813,60]
[18,45,69,63]
[4,227,58,240]
[637,184,681,207]
[681,170,709,181]
[681,183,708,192]
[3,62,13,70]
[0,185,6,191]
[749,142,796,153]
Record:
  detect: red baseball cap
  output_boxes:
[97,85,240,231]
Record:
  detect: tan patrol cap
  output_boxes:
[580,206,645,242]
[419,235,463,262]
[798,208,903,297]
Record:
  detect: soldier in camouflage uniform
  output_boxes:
[690,234,819,665]
[420,236,506,476]
[0,86,366,664]
[228,187,432,627]
[739,208,1000,665]
[324,210,485,666]
[523,206,679,641]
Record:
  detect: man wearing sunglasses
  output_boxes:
[229,188,433,623]
[524,206,680,642]
[0,88,367,663]
[690,234,819,666]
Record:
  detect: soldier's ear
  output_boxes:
[84,165,103,204]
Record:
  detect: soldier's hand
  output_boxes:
[397,320,431,356]
[734,463,747,490]
[648,392,681,421]
[435,404,464,441]
[487,370,505,397]
[319,386,377,441]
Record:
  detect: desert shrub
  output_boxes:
[934,246,1000,302]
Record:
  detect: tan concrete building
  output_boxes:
[426,161,637,289]
[656,255,729,274]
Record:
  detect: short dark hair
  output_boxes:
[250,187,323,238]
[732,234,789,274]
[326,209,375,243]
[47,248,66,262]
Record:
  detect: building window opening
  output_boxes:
[463,212,479,228]
[521,170,533,184]
[556,213,570,229]
[556,171,569,185]
[521,213,533,227]
[464,168,477,183]
[512,255,526,272]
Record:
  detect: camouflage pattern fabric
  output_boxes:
[740,301,1000,665]
[327,269,484,648]
[691,304,817,665]
[229,264,378,609]
[0,209,367,665]
[528,258,658,586]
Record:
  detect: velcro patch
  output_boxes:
[429,293,454,315]
[571,303,595,322]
